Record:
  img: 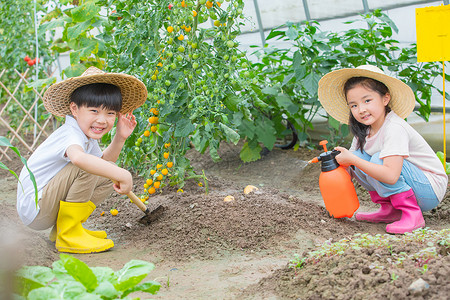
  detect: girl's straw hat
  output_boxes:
[43,67,148,117]
[318,65,415,124]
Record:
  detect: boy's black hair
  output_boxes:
[344,77,391,152]
[70,83,122,112]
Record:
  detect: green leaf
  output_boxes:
[328,116,340,131]
[223,94,240,112]
[266,30,285,40]
[261,87,278,95]
[174,119,196,138]
[39,18,67,32]
[27,287,59,300]
[114,260,155,292]
[240,141,261,162]
[239,119,256,139]
[71,1,101,23]
[93,281,119,298]
[303,72,321,96]
[63,64,87,78]
[122,281,161,297]
[91,267,115,283]
[219,123,240,145]
[60,254,98,292]
[286,26,298,40]
[436,151,445,164]
[14,277,46,297]
[0,137,38,205]
[292,50,303,71]
[16,266,54,287]
[25,77,56,92]
[209,143,221,162]
[255,118,276,150]
[253,97,269,108]
[275,95,298,114]
[67,20,92,40]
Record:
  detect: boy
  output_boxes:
[16,67,147,253]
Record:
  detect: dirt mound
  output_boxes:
[89,175,376,261]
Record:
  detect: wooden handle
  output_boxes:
[127,191,149,214]
[112,180,149,214]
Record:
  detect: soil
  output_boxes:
[0,140,449,299]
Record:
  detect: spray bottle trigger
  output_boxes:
[331,149,341,158]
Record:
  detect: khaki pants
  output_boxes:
[28,163,114,230]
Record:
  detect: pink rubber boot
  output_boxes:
[355,191,402,223]
[386,189,425,234]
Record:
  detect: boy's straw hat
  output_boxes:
[43,67,147,117]
[318,65,415,124]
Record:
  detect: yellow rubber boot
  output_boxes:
[55,201,114,253]
[49,225,107,242]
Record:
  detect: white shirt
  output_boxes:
[16,116,103,225]
[350,111,448,201]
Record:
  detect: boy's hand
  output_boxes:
[116,112,137,141]
[334,146,355,167]
[112,169,133,195]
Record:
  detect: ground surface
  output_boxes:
[0,142,449,299]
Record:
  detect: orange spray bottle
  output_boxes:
[309,140,359,218]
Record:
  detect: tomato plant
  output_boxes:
[40,0,271,194]
[101,0,262,194]
[0,0,55,130]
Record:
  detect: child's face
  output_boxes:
[69,102,117,140]
[346,84,390,132]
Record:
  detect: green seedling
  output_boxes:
[289,228,450,272]
[0,136,38,206]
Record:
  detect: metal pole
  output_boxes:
[33,0,39,139]
[302,0,311,21]
[252,0,265,46]
[362,0,370,13]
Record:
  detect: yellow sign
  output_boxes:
[416,5,450,62]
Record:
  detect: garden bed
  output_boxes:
[1,143,448,299]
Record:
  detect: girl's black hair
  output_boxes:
[70,83,122,112]
[344,77,391,152]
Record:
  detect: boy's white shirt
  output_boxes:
[16,115,103,225]
[350,111,448,201]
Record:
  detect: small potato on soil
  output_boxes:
[243,185,258,194]
[224,195,235,202]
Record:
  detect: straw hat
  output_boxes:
[318,65,415,124]
[43,67,148,117]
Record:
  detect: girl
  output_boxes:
[318,65,448,234]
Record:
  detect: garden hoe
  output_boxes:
[127,191,165,225]
[113,180,164,224]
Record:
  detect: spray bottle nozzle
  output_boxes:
[319,140,328,152]
[308,157,319,164]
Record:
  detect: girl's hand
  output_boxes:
[334,146,355,167]
[116,112,137,140]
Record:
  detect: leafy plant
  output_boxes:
[251,20,338,146]
[436,151,450,174]
[0,136,38,205]
[251,9,449,150]
[14,253,160,299]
